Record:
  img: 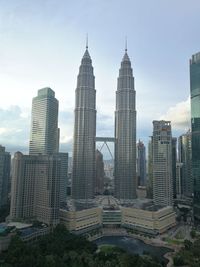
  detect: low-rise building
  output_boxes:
[0,222,50,252]
[121,205,176,235]
[60,197,176,236]
[60,206,102,234]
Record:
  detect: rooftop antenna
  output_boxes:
[125,36,127,52]
[86,33,88,49]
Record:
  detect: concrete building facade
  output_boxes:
[121,205,176,234]
[60,207,101,233]
[60,197,176,236]
[152,121,173,206]
[10,152,61,226]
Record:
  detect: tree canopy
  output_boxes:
[0,224,163,267]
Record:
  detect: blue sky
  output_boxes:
[0,0,199,157]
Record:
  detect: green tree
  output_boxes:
[173,255,185,266]
[191,229,196,239]
[184,239,192,250]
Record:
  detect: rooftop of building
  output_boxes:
[18,225,48,238]
[191,52,200,64]
[7,222,33,229]
[120,198,168,211]
[60,199,98,212]
[37,87,55,98]
[61,196,169,213]
[0,223,16,237]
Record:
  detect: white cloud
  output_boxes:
[0,128,10,135]
[0,105,30,153]
[160,97,190,131]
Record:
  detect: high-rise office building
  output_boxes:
[190,52,200,220]
[176,162,183,197]
[152,121,173,206]
[115,48,137,202]
[178,131,192,197]
[10,152,61,225]
[29,87,59,155]
[72,45,96,201]
[57,152,68,205]
[29,87,68,206]
[0,145,11,207]
[147,138,153,198]
[95,149,105,195]
[137,140,146,186]
[172,137,177,198]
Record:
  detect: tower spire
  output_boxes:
[125,36,127,52]
[86,33,88,50]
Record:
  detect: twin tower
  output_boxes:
[72,45,136,204]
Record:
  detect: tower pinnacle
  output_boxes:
[125,36,127,52]
[86,33,88,50]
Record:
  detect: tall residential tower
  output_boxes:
[72,45,96,201]
[10,152,61,226]
[115,48,137,202]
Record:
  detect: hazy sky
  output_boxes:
[0,0,199,157]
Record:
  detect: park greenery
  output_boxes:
[173,238,200,267]
[0,224,163,267]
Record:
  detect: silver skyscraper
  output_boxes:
[114,48,137,202]
[29,87,59,155]
[72,45,96,201]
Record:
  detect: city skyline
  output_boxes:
[0,0,198,156]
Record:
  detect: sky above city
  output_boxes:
[0,0,199,157]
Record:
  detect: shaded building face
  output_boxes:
[114,50,137,202]
[137,141,146,186]
[147,139,153,198]
[95,149,105,195]
[72,47,96,201]
[0,145,11,207]
[190,52,200,219]
[172,137,177,198]
[178,131,192,197]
